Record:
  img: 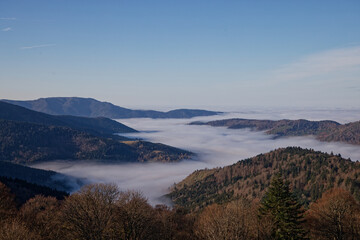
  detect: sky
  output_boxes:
[1,1,360,109]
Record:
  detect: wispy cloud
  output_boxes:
[0,17,16,20]
[20,44,56,50]
[273,46,360,82]
[2,27,11,32]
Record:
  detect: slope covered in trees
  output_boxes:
[0,161,77,191]
[0,119,192,164]
[0,177,68,206]
[191,118,360,145]
[168,147,360,210]
[3,97,221,119]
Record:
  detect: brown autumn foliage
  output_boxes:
[116,190,159,240]
[170,147,360,210]
[0,182,17,222]
[60,183,121,240]
[4,181,360,239]
[194,199,264,240]
[0,219,38,240]
[20,195,62,240]
[58,183,192,240]
[154,205,196,240]
[305,188,360,240]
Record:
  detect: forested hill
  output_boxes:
[0,161,77,192]
[0,176,69,206]
[191,118,360,145]
[0,100,137,136]
[3,97,221,119]
[0,119,192,164]
[168,147,360,210]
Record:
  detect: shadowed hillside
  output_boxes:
[0,101,137,137]
[0,176,69,206]
[0,161,78,192]
[0,119,192,164]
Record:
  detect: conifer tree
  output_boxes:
[259,173,308,240]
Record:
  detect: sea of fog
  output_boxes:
[32,109,360,205]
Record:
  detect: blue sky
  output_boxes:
[1,0,359,109]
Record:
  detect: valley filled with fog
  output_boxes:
[32,109,360,205]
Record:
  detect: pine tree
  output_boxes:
[259,173,308,240]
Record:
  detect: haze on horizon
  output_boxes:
[1,1,360,108]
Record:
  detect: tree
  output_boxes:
[259,173,307,240]
[305,188,360,240]
[116,190,158,240]
[0,182,17,222]
[60,183,121,240]
[0,220,38,240]
[20,195,62,240]
[154,205,196,240]
[195,199,256,240]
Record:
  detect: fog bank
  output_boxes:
[33,109,360,205]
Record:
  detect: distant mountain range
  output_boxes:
[0,101,193,164]
[0,101,136,137]
[191,118,360,145]
[3,97,221,119]
[169,147,360,210]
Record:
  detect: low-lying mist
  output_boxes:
[32,109,360,205]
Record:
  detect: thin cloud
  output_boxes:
[273,46,360,82]
[0,17,16,20]
[2,27,11,32]
[20,44,56,50]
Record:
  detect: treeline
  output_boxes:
[1,176,360,240]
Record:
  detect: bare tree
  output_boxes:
[0,220,38,240]
[306,188,360,240]
[20,195,62,240]
[60,183,121,240]
[195,199,256,240]
[116,190,158,240]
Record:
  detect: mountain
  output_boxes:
[0,119,192,164]
[168,147,360,210]
[317,121,360,145]
[0,161,77,205]
[0,161,78,192]
[191,118,360,145]
[0,101,137,136]
[0,176,69,206]
[3,97,221,119]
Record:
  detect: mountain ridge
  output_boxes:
[191,118,360,145]
[3,97,221,119]
[0,100,137,137]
